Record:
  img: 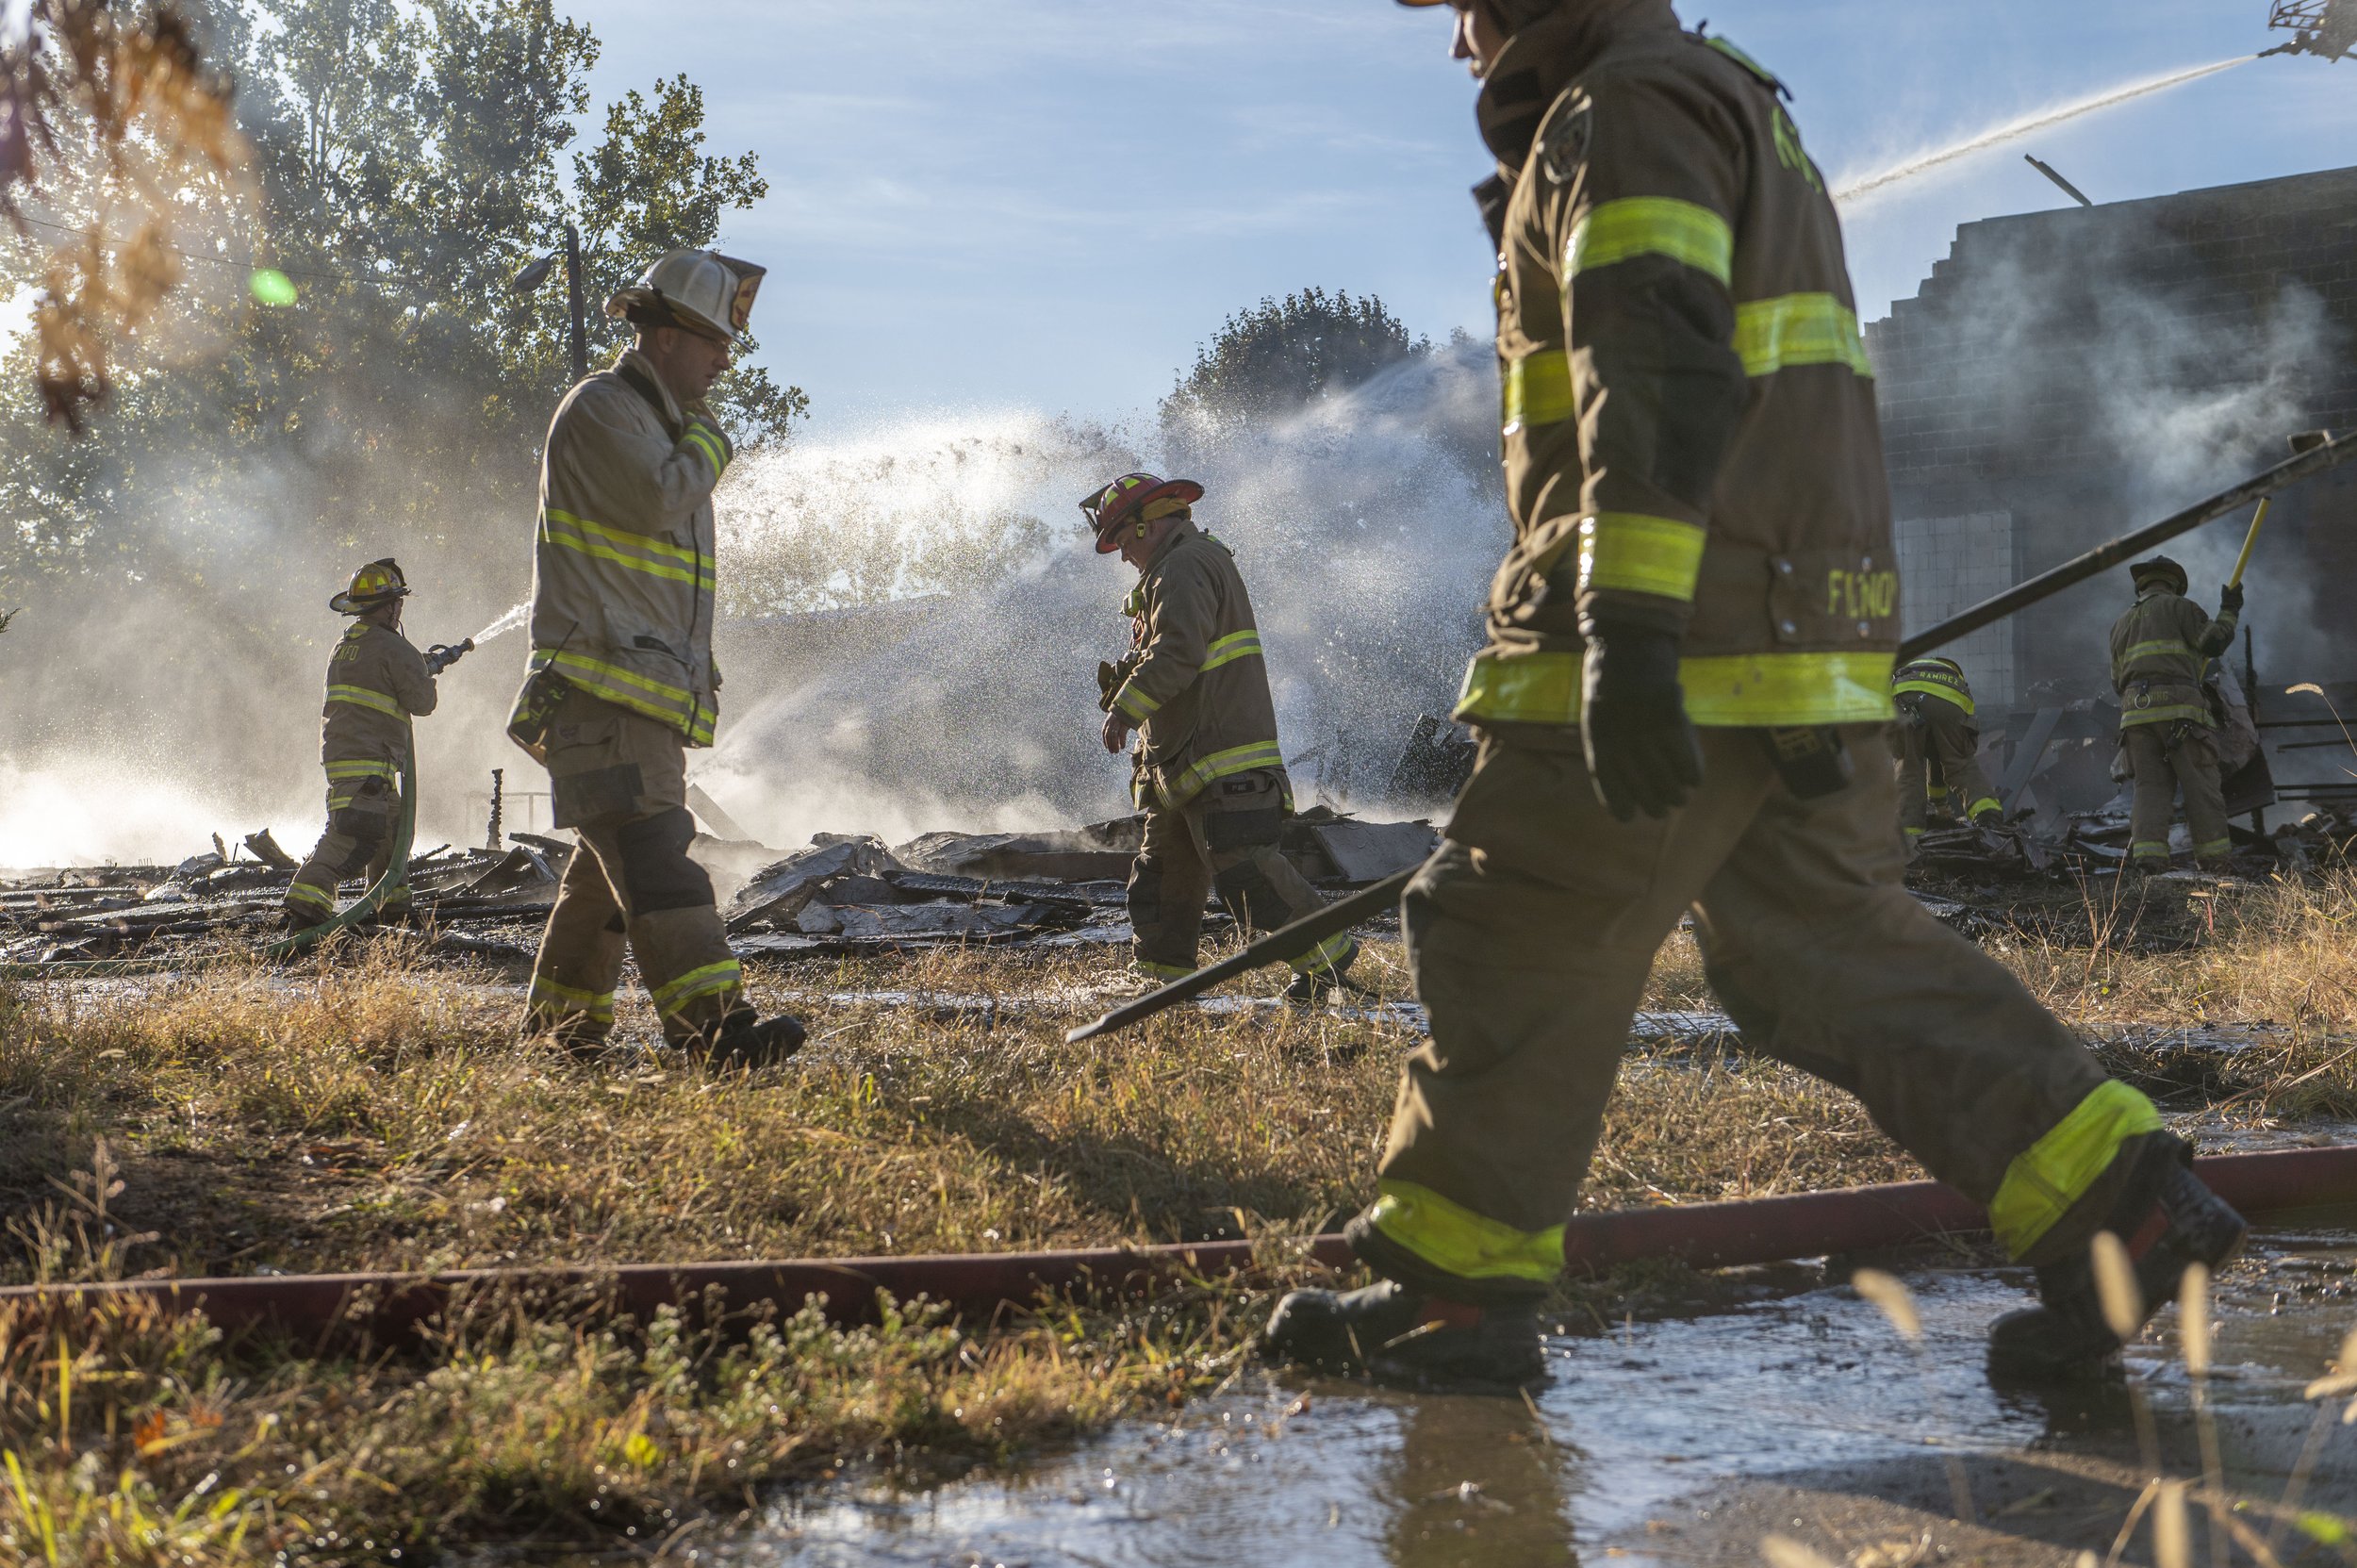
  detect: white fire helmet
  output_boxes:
[604,249,766,342]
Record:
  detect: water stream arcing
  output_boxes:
[1834,56,2255,207]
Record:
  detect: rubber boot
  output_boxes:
[1261,1279,1543,1388]
[1986,1137,2247,1384]
[691,1004,807,1070]
[1281,952,1370,1007]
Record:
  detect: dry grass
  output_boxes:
[3,872,2353,1561]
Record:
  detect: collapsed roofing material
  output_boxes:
[0,808,1442,969]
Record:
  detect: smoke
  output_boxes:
[696,342,1502,850]
[1880,196,2347,706]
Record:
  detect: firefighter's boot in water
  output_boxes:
[1260,1279,1543,1387]
[1986,1139,2247,1383]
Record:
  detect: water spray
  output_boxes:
[470,600,530,645]
[1834,56,2255,206]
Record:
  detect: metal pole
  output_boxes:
[2247,624,2266,838]
[1897,430,2357,662]
[563,222,586,383]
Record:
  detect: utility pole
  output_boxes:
[563,222,586,383]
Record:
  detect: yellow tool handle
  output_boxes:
[2229,497,2270,588]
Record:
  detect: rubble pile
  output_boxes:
[0,807,1443,970]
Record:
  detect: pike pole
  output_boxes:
[1073,429,2357,1045]
[2229,498,2270,589]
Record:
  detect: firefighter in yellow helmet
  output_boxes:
[1262,0,2243,1388]
[284,559,437,925]
[505,248,803,1068]
[1890,656,2002,840]
[1088,472,1360,999]
[2112,554,2242,871]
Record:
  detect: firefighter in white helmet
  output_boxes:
[506,247,804,1068]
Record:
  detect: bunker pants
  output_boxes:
[1894,703,1999,836]
[522,689,744,1049]
[1353,724,2160,1303]
[1128,767,1355,980]
[2125,722,2231,868]
[285,785,401,922]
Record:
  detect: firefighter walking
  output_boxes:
[2111,555,2243,871]
[1263,0,2243,1387]
[1087,472,1360,1002]
[1890,656,2001,840]
[285,560,437,925]
[507,248,803,1067]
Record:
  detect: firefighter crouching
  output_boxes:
[284,559,437,925]
[1261,0,2244,1389]
[506,248,803,1067]
[2111,554,2243,872]
[1087,472,1360,1003]
[1890,656,2001,840]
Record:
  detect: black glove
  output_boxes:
[2218,582,2245,614]
[1580,621,1703,820]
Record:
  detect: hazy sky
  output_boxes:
[555,0,2357,434]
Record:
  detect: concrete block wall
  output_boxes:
[1893,511,2016,706]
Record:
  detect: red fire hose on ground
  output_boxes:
[7,1147,2355,1345]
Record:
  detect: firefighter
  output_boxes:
[1087,471,1359,1001]
[284,559,436,925]
[1261,0,2243,1387]
[505,248,803,1068]
[2111,555,2243,872]
[1890,656,2002,840]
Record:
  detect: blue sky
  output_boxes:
[559,0,2357,434]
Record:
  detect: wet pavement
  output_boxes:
[727,1236,2357,1568]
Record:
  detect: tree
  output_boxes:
[0,0,799,588]
[1160,286,1427,452]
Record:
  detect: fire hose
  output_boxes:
[1074,429,2357,1043]
[8,1145,2354,1341]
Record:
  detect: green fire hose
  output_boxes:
[0,727,420,981]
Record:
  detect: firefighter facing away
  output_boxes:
[1890,655,2002,840]
[1087,472,1360,1002]
[506,248,803,1067]
[1262,0,2244,1387]
[2111,554,2243,871]
[284,559,438,925]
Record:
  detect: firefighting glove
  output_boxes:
[2218,582,2245,614]
[1580,621,1703,820]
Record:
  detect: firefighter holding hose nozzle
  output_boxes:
[504,248,804,1070]
[1260,0,2244,1390]
[283,559,442,927]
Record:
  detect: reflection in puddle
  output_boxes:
[722,1239,2357,1566]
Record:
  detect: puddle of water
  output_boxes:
[721,1240,2357,1568]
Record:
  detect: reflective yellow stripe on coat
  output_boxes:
[1155,740,1287,811]
[539,508,715,589]
[326,684,403,718]
[1578,513,1708,602]
[528,649,717,747]
[1456,649,1893,729]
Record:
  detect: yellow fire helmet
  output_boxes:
[329,557,410,615]
[605,249,766,342]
